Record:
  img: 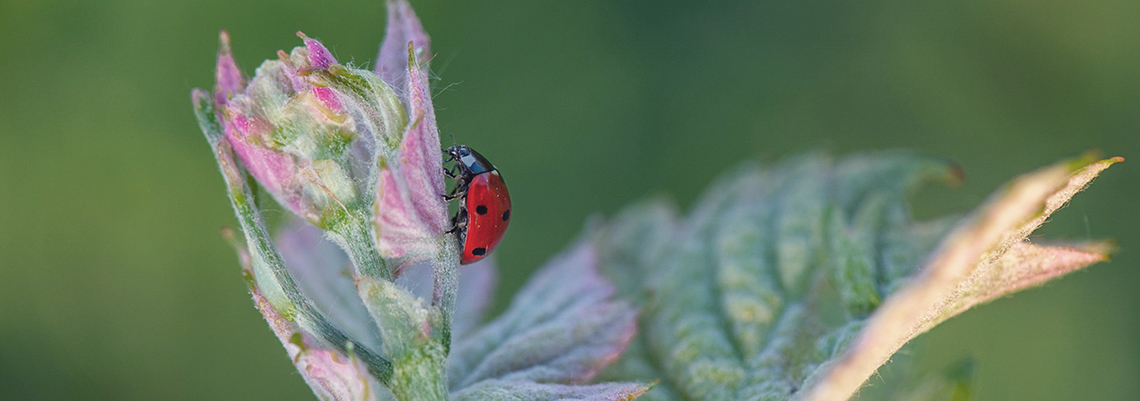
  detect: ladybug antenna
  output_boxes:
[449,133,456,147]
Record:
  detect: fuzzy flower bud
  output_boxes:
[209,31,405,231]
[372,46,450,269]
[194,2,653,400]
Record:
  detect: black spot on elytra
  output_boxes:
[475,205,488,215]
[501,209,510,221]
[472,247,487,256]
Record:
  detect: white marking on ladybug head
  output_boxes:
[461,154,478,168]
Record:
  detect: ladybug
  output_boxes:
[443,144,511,264]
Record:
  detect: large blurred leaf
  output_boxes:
[593,152,1117,400]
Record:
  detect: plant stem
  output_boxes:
[431,236,461,352]
[387,341,449,401]
[331,215,392,281]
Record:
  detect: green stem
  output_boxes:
[231,188,393,382]
[387,341,449,401]
[331,215,392,281]
[359,275,450,400]
[431,236,461,352]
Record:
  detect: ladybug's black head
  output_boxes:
[445,144,496,176]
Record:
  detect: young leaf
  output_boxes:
[801,155,1119,401]
[451,260,498,341]
[453,379,654,401]
[593,152,1117,401]
[223,227,392,401]
[374,0,431,101]
[447,239,653,400]
[276,219,385,356]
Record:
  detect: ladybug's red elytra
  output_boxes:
[444,145,511,264]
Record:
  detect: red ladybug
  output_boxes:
[444,145,511,264]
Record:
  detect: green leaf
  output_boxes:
[448,239,652,399]
[593,152,1117,401]
[277,219,386,357]
[452,379,654,401]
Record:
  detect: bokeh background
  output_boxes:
[1,0,1137,399]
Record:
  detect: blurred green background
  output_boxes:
[0,0,1136,399]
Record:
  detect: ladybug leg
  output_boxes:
[441,151,458,178]
[446,206,468,235]
[444,179,469,201]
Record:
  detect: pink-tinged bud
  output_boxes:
[251,289,385,401]
[357,0,449,271]
[214,30,244,107]
[375,0,431,97]
[222,111,316,220]
[207,31,406,229]
[373,46,449,270]
[300,32,337,68]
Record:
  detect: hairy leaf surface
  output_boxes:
[448,240,653,400]
[592,152,1116,400]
